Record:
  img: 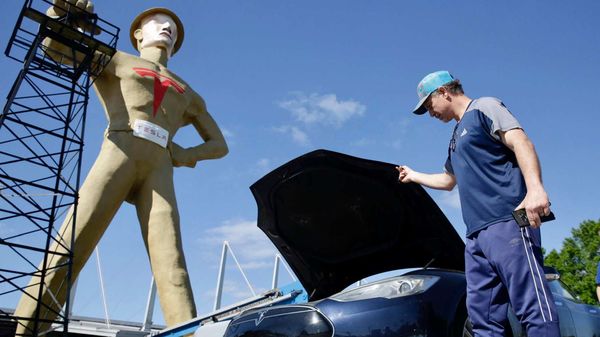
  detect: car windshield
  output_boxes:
[547,279,576,301]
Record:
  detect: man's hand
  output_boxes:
[396,165,415,183]
[47,0,100,35]
[515,187,551,228]
[500,128,551,229]
[169,143,197,168]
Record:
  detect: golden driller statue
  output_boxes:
[15,0,228,334]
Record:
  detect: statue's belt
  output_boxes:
[131,119,169,148]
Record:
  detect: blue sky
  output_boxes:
[1,0,599,326]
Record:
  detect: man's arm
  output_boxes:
[396,165,456,191]
[499,128,550,228]
[169,93,228,168]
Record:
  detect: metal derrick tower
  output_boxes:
[0,1,118,335]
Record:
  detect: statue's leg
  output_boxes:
[135,161,197,327]
[14,134,136,335]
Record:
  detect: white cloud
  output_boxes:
[201,280,271,303]
[256,158,270,169]
[221,128,234,139]
[200,218,277,267]
[273,125,310,146]
[239,260,273,270]
[290,127,309,145]
[351,138,375,147]
[220,128,235,146]
[279,92,366,128]
[221,280,256,300]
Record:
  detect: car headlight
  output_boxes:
[330,275,440,301]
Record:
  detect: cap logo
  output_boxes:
[419,71,453,97]
[417,83,425,99]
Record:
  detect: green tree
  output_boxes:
[545,219,600,305]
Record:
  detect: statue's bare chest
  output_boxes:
[118,62,189,119]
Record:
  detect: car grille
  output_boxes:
[224,305,333,337]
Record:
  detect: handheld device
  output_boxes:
[512,208,555,227]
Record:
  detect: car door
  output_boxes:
[564,299,600,336]
[547,279,600,337]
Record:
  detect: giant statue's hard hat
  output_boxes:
[129,7,185,55]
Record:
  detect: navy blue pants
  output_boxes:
[465,219,560,336]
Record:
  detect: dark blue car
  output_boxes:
[223,150,600,337]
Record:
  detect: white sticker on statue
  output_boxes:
[132,119,169,148]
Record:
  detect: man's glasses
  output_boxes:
[449,135,456,152]
[449,123,459,152]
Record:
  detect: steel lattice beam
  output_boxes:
[0,1,118,336]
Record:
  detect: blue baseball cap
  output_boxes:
[413,70,455,115]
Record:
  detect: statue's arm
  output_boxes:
[169,93,229,168]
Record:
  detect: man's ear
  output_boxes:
[438,87,450,99]
[134,29,143,46]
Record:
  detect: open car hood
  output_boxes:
[250,150,465,301]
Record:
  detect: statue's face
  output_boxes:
[139,13,178,57]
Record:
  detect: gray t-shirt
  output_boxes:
[444,97,525,236]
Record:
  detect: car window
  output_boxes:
[547,280,576,301]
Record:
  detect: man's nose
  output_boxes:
[161,24,172,33]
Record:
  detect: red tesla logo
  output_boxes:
[133,67,185,117]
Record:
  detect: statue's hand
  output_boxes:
[47,0,100,35]
[169,143,197,168]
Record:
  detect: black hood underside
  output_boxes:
[250,149,465,300]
